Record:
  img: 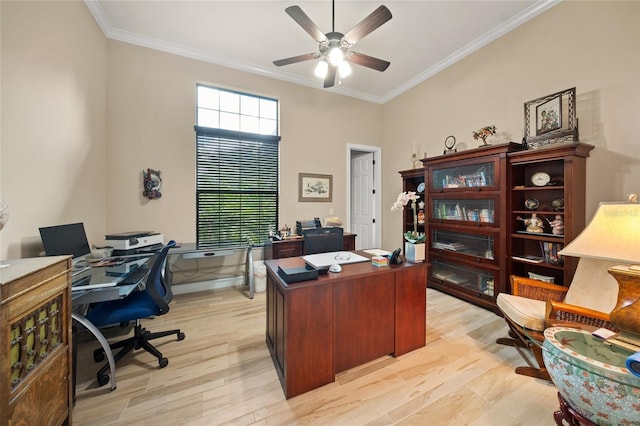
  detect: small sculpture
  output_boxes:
[473,125,496,146]
[546,215,564,235]
[143,168,162,199]
[516,213,544,233]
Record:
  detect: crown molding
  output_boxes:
[381,0,561,103]
[85,0,559,105]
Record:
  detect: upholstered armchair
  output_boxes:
[496,258,619,380]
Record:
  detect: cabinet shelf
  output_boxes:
[507,143,593,287]
[512,185,565,191]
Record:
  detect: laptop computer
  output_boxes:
[39,222,92,268]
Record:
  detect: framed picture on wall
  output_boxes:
[299,173,332,202]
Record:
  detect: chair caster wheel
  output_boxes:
[97,374,110,387]
[177,332,186,341]
[93,350,105,363]
[159,358,169,368]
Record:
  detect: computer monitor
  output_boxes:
[303,227,344,255]
[39,222,91,262]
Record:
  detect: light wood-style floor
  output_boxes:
[72,286,559,425]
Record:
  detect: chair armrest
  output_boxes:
[510,275,568,301]
[545,301,617,331]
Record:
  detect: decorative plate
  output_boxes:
[524,198,539,210]
[417,182,425,193]
[551,198,565,211]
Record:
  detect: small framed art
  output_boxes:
[299,173,332,202]
[523,87,577,149]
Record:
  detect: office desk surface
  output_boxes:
[265,254,428,398]
[72,256,153,391]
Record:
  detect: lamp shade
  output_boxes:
[558,202,640,264]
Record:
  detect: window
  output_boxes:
[195,84,279,248]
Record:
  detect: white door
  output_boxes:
[350,151,375,249]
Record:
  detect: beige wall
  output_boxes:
[104,41,383,244]
[1,0,107,259]
[381,1,640,250]
[1,1,639,263]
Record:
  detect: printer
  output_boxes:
[105,231,164,253]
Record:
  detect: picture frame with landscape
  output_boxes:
[299,173,332,202]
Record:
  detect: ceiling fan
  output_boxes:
[273,1,392,88]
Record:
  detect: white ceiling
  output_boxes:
[85,0,559,104]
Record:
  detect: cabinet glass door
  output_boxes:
[430,258,496,297]
[431,228,495,262]
[431,198,495,224]
[431,161,495,190]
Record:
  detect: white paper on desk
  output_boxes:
[363,249,390,256]
[302,251,369,269]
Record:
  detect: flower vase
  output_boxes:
[405,241,425,263]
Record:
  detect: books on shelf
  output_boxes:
[540,241,564,265]
[511,254,544,264]
[433,242,465,251]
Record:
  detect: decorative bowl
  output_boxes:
[542,327,640,425]
[551,198,565,211]
[524,198,539,210]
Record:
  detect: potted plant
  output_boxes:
[392,191,426,262]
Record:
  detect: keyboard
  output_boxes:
[118,265,150,286]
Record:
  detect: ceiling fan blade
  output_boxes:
[285,6,328,43]
[324,66,336,88]
[349,52,390,72]
[273,53,318,67]
[343,5,392,45]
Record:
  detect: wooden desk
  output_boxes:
[264,233,356,259]
[265,254,427,398]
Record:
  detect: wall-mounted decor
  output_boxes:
[299,173,332,202]
[143,168,162,199]
[524,87,577,149]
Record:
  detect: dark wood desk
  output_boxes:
[263,233,356,259]
[265,254,428,398]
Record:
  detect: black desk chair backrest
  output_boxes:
[303,227,344,255]
[147,241,175,315]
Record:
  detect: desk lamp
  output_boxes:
[558,199,640,350]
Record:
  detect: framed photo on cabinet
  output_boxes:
[524,87,577,148]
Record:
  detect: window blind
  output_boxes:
[195,126,280,248]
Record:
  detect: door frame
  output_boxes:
[346,144,382,249]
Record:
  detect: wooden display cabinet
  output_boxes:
[424,143,520,311]
[507,143,593,287]
[1,256,73,426]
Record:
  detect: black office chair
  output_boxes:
[85,240,185,386]
[303,227,344,254]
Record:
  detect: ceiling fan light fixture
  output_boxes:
[338,61,352,78]
[328,46,344,66]
[273,3,392,89]
[314,60,329,78]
